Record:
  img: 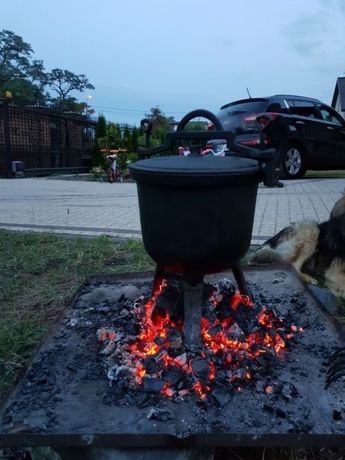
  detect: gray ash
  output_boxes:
[97,277,301,403]
[3,269,345,442]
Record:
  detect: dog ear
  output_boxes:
[330,196,345,241]
[339,214,345,240]
[331,195,345,219]
[326,199,345,258]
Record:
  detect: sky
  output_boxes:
[2,0,345,125]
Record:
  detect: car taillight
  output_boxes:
[243,113,258,124]
[239,138,271,146]
[207,122,215,131]
[239,138,261,146]
[256,112,279,129]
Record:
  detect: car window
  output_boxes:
[222,100,267,115]
[318,106,344,126]
[266,103,282,113]
[288,99,319,118]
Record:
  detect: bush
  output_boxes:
[91,142,106,169]
[89,166,105,181]
[117,152,138,173]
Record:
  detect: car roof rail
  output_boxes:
[272,94,321,102]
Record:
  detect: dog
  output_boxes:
[250,194,345,298]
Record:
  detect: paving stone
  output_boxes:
[0,177,344,243]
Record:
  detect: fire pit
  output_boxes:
[1,110,345,454]
[1,267,345,449]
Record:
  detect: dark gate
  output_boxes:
[0,102,96,175]
[50,116,63,168]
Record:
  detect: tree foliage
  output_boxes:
[92,114,140,169]
[107,122,122,148]
[145,106,175,143]
[47,68,94,110]
[0,29,94,112]
[0,30,47,105]
[95,115,107,138]
[0,30,33,85]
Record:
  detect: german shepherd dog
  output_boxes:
[251,194,345,298]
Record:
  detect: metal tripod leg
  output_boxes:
[151,264,166,296]
[231,263,253,301]
[183,280,203,348]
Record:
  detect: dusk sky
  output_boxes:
[2,0,345,125]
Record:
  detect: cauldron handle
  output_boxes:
[138,109,279,186]
[138,109,232,157]
[176,109,223,131]
[176,110,279,186]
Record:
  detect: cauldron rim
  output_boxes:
[129,155,261,187]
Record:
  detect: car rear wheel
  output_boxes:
[280,143,306,179]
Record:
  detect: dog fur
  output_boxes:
[250,194,345,297]
[325,258,345,298]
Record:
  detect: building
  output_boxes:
[331,77,345,119]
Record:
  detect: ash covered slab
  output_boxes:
[1,268,345,448]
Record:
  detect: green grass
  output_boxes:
[305,170,345,178]
[0,230,154,399]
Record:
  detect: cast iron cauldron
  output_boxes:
[129,110,276,281]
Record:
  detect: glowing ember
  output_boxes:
[161,382,174,397]
[193,381,209,400]
[100,278,302,400]
[265,385,274,394]
[230,291,253,311]
[97,328,116,342]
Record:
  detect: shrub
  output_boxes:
[89,166,105,181]
[91,142,106,169]
[117,152,138,173]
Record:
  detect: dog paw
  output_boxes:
[301,273,319,285]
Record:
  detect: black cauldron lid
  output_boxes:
[129,155,261,187]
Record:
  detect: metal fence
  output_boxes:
[0,101,96,176]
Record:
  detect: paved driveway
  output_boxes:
[0,177,344,244]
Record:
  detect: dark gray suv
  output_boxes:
[217,95,345,178]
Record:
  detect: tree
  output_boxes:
[95,115,107,138]
[122,126,132,150]
[0,29,94,111]
[107,122,122,149]
[131,127,139,152]
[91,142,105,169]
[0,30,47,104]
[47,68,94,110]
[145,106,167,126]
[145,106,175,143]
[92,115,108,168]
[0,30,32,86]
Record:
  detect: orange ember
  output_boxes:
[230,291,253,311]
[265,385,274,394]
[161,382,174,397]
[209,361,216,381]
[121,279,301,399]
[193,381,209,400]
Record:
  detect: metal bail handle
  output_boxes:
[138,109,279,187]
[177,109,223,131]
[176,109,224,157]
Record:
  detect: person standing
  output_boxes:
[112,154,117,180]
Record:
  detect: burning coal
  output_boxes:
[98,278,301,401]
